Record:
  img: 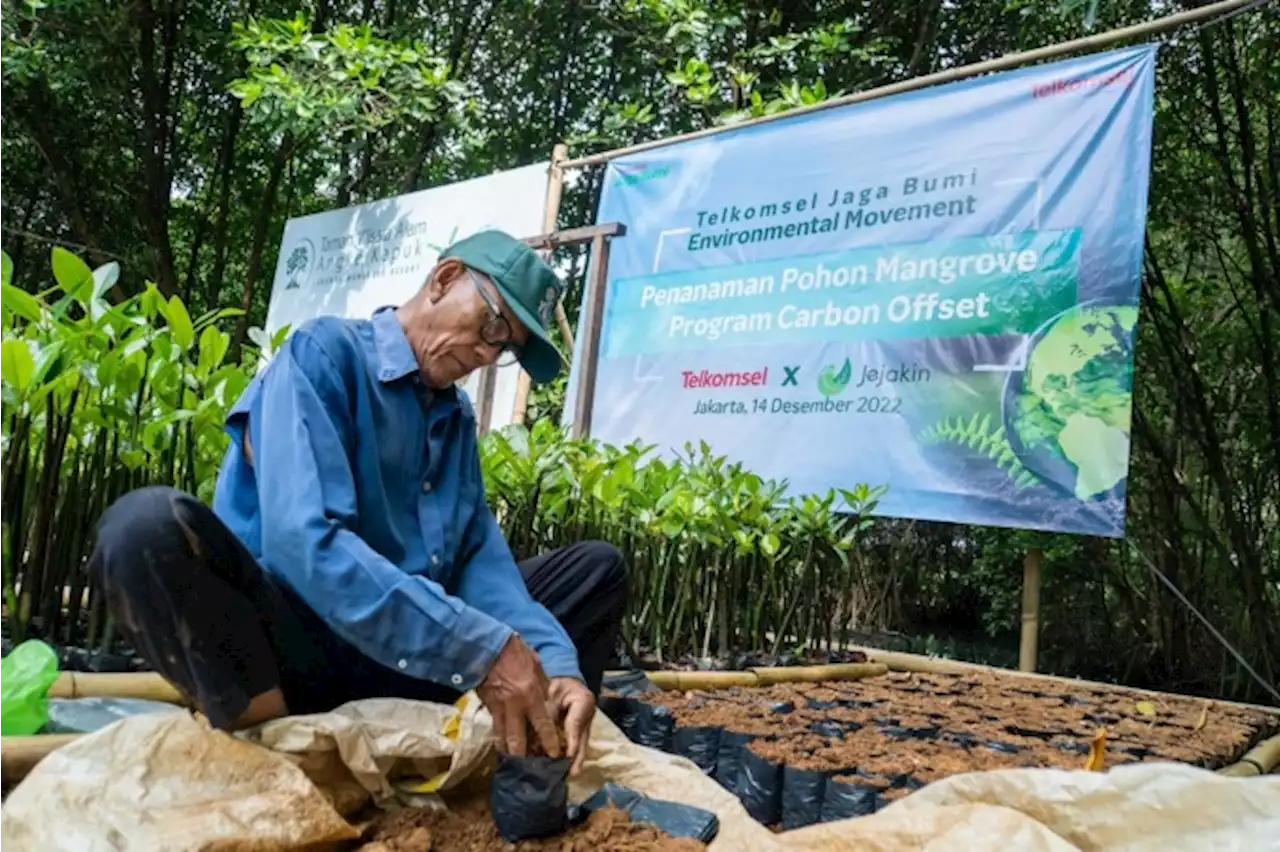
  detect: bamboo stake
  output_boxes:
[1216,734,1280,777]
[642,662,887,691]
[511,143,569,426]
[1,734,81,786]
[559,0,1261,170]
[1019,548,1042,673]
[48,671,187,705]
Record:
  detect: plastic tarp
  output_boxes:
[3,695,1277,851]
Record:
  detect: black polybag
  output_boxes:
[714,730,753,794]
[820,775,882,820]
[631,702,676,751]
[672,725,721,775]
[736,748,784,825]
[490,754,570,842]
[781,765,831,829]
[573,782,720,843]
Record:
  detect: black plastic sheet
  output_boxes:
[737,748,784,825]
[781,765,832,829]
[601,670,661,696]
[490,754,569,842]
[820,775,882,820]
[598,695,643,740]
[769,700,795,714]
[714,730,753,794]
[672,725,721,775]
[574,782,720,843]
[631,703,676,751]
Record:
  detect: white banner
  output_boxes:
[265,162,551,427]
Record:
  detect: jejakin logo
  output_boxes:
[817,358,853,397]
[283,237,316,290]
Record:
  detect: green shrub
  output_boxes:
[1,248,256,647]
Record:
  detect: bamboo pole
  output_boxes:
[511,143,569,426]
[1216,734,1280,777]
[1019,548,1042,673]
[48,671,187,705]
[1,734,81,786]
[846,647,1280,716]
[750,663,888,685]
[642,662,888,690]
[559,0,1261,170]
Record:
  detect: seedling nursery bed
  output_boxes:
[601,670,1279,830]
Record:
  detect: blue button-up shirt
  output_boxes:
[211,307,582,690]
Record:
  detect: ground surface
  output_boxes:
[358,800,705,851]
[627,670,1277,787]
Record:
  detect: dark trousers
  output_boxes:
[88,486,629,730]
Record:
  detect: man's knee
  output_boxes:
[579,540,630,604]
[91,486,203,587]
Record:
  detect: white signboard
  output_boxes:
[265,162,551,428]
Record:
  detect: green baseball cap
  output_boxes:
[440,229,564,383]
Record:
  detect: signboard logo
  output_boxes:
[283,238,316,290]
[537,285,558,328]
[817,358,853,397]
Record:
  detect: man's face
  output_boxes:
[414,259,532,388]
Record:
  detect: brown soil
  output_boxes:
[628,670,1278,783]
[359,798,706,851]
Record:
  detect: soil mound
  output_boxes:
[359,799,706,851]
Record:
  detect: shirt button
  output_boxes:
[421,479,432,493]
[431,554,441,566]
[451,674,463,686]
[397,659,408,670]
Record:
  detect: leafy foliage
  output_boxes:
[481,421,887,661]
[1,248,258,646]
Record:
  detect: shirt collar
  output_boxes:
[371,306,419,383]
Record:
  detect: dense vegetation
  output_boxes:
[2,0,1277,702]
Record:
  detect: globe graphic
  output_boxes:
[1001,302,1138,503]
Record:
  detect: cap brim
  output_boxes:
[493,282,563,383]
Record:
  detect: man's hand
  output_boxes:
[476,633,562,760]
[548,677,595,776]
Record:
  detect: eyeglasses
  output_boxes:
[466,269,521,367]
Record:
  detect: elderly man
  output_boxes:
[89,230,628,774]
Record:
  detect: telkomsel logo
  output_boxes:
[816,358,853,397]
[681,368,768,390]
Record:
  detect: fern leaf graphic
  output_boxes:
[918,413,1039,489]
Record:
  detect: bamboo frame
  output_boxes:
[48,671,187,705]
[643,662,888,691]
[1216,733,1280,777]
[845,647,1280,716]
[1,733,81,786]
[557,0,1260,171]
[510,143,570,428]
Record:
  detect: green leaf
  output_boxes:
[166,295,195,350]
[1,340,35,391]
[1,250,12,288]
[2,283,43,324]
[197,326,230,375]
[51,246,94,300]
[92,262,120,300]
